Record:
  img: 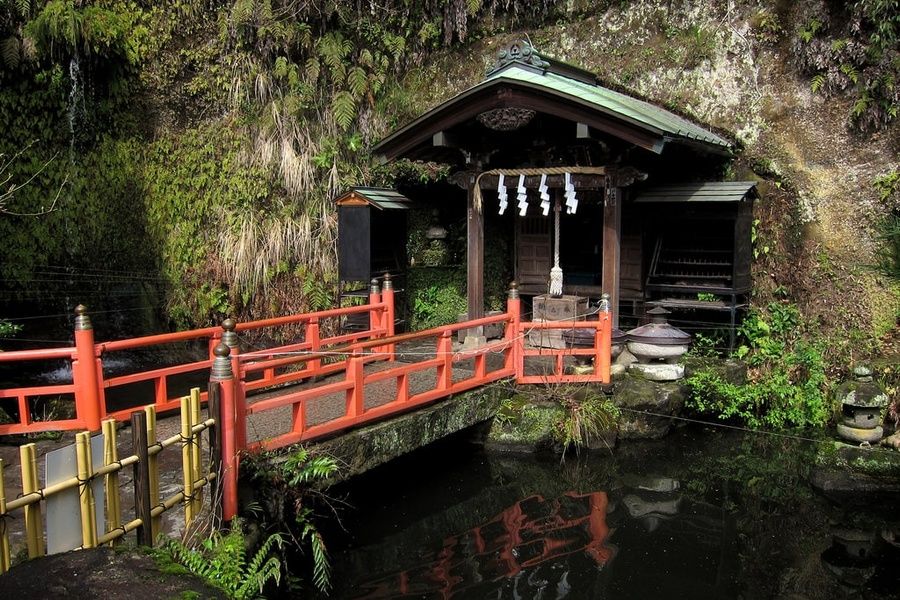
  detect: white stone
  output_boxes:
[629,362,685,381]
[627,342,688,363]
[615,348,638,366]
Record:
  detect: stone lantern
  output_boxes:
[835,366,888,444]
[625,307,691,381]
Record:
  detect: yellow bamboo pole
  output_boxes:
[75,431,98,549]
[180,395,195,527]
[190,387,203,516]
[101,419,121,546]
[0,458,11,573]
[19,443,43,558]
[144,405,161,539]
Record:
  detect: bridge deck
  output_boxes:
[242,339,510,445]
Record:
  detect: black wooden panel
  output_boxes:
[732,204,752,292]
[338,206,371,282]
[370,209,407,274]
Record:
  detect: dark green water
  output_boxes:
[321,426,899,599]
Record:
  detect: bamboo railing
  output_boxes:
[0,388,216,573]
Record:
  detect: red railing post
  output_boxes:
[381,273,396,361]
[505,282,522,378]
[368,277,382,342]
[596,293,612,383]
[307,317,321,374]
[222,318,246,452]
[210,342,238,522]
[347,351,365,417]
[73,305,103,432]
[437,330,453,390]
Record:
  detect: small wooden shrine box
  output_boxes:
[335,187,410,284]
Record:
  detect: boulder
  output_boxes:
[486,390,619,452]
[611,374,687,439]
[809,441,900,505]
[486,398,565,452]
[629,362,685,381]
[683,357,747,384]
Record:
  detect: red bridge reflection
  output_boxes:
[353,491,615,598]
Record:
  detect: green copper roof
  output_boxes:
[335,187,411,210]
[372,42,733,160]
[486,64,731,149]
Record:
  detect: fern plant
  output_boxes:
[280,448,339,593]
[161,520,284,600]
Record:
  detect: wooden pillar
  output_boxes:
[601,186,621,328]
[466,174,485,339]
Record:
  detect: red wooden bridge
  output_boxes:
[0,278,611,521]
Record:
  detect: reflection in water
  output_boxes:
[325,429,900,600]
[351,492,615,599]
[821,528,900,595]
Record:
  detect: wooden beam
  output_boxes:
[601,187,622,328]
[479,173,606,190]
[432,131,461,148]
[466,174,485,337]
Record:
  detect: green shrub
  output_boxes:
[686,302,829,429]
[407,266,468,330]
[241,447,339,595]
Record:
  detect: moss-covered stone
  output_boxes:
[486,397,566,453]
[306,385,509,482]
[809,441,900,505]
[611,373,687,439]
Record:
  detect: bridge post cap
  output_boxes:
[221,317,240,349]
[508,281,519,299]
[211,342,234,380]
[599,293,610,311]
[370,278,381,293]
[382,272,393,290]
[74,304,92,330]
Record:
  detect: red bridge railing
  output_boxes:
[1,278,612,521]
[0,276,392,436]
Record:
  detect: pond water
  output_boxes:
[318,426,899,600]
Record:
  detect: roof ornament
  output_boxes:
[487,40,550,76]
[476,107,536,131]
